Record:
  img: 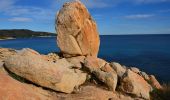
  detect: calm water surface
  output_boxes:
[0,35,170,83]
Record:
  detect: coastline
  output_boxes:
[0,37,16,40]
[0,36,56,40]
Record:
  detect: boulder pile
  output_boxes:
[0,1,162,100]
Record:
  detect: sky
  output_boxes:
[0,0,170,35]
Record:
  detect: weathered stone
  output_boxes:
[84,56,117,91]
[130,67,140,74]
[42,53,60,62]
[110,62,126,78]
[55,85,132,100]
[140,71,150,81]
[56,1,100,57]
[120,69,151,100]
[0,67,53,100]
[17,48,40,55]
[4,49,86,93]
[149,75,162,89]
[101,63,114,72]
[0,60,4,67]
[84,56,106,72]
[0,48,16,60]
[66,56,85,69]
[55,58,75,69]
[93,69,117,91]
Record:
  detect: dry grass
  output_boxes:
[150,83,170,100]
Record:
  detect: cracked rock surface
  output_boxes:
[56,1,100,57]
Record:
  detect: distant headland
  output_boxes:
[0,29,56,40]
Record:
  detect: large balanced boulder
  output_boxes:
[56,1,100,57]
[4,49,86,93]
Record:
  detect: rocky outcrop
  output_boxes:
[0,48,16,60]
[110,62,126,78]
[84,56,117,91]
[0,1,163,100]
[130,67,140,74]
[4,49,86,93]
[149,75,162,89]
[66,56,85,69]
[55,85,135,100]
[0,67,54,100]
[120,69,151,100]
[56,1,100,57]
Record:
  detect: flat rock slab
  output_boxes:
[0,67,53,100]
[4,49,86,93]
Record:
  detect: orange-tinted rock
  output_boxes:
[56,1,100,57]
[84,56,106,72]
[84,56,117,91]
[0,67,53,100]
[149,75,162,89]
[66,56,85,69]
[110,62,126,78]
[101,63,114,72]
[120,69,151,100]
[55,85,134,100]
[130,67,140,74]
[4,49,86,93]
[0,48,16,60]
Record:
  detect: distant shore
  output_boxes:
[0,37,16,40]
[0,36,57,40]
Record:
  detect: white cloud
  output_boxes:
[8,17,33,22]
[0,0,16,11]
[124,14,154,19]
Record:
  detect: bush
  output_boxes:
[151,83,170,100]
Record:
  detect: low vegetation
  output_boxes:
[151,83,170,100]
[0,29,56,38]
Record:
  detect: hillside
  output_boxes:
[0,29,56,39]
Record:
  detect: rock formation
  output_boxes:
[0,1,163,100]
[4,49,86,93]
[56,1,100,57]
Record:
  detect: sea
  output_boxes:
[0,34,170,83]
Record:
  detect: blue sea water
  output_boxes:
[0,35,170,83]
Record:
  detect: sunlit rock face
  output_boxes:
[56,1,100,57]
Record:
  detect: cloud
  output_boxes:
[124,14,154,19]
[131,0,169,4]
[0,0,16,11]
[8,17,33,22]
[0,0,55,22]
[81,0,170,8]
[158,9,170,13]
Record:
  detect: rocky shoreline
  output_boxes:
[0,1,163,100]
[0,47,162,100]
